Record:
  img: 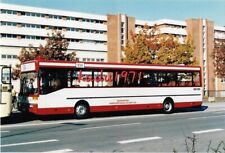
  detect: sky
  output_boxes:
[1,0,225,26]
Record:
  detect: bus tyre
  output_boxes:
[75,103,89,119]
[163,98,174,114]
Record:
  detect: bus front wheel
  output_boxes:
[163,98,174,114]
[74,102,89,119]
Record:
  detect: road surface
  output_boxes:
[1,102,225,152]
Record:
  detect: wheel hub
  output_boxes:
[165,102,171,110]
[76,105,86,115]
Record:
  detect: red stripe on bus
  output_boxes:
[29,105,74,115]
[28,101,202,115]
[90,103,163,112]
[90,101,202,112]
[174,101,202,108]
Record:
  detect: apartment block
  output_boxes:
[1,3,225,96]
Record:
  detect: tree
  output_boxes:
[12,30,76,79]
[153,35,196,65]
[212,39,225,78]
[123,24,159,64]
[123,29,152,64]
[123,24,196,65]
[152,34,179,64]
[37,31,76,61]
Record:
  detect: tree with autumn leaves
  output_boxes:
[123,24,196,65]
[12,30,76,79]
[212,39,225,79]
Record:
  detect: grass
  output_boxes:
[173,135,225,153]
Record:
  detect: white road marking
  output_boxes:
[213,111,225,114]
[192,128,224,134]
[80,122,140,130]
[1,121,68,128]
[43,149,73,153]
[0,131,10,133]
[118,136,162,144]
[1,139,59,148]
[188,114,225,120]
[210,108,225,111]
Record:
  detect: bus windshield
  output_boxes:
[20,72,38,95]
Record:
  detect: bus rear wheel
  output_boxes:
[163,98,174,114]
[75,102,89,119]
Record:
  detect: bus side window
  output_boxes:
[139,72,158,87]
[193,72,200,87]
[114,72,125,87]
[52,78,61,90]
[72,79,80,87]
[177,72,194,87]
[158,72,167,87]
[186,81,192,87]
[118,75,125,87]
[169,81,176,86]
[40,71,51,94]
[71,71,80,87]
[177,73,186,87]
[140,72,149,87]
[148,72,157,87]
[167,73,177,87]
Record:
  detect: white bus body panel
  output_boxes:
[37,87,202,109]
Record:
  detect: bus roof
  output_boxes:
[21,59,201,72]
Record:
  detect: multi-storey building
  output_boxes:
[1,3,225,96]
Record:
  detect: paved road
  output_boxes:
[1,102,225,152]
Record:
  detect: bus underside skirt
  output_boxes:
[90,103,163,112]
[25,101,202,115]
[28,104,74,115]
[174,101,202,108]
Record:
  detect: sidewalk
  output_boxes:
[202,100,225,111]
[203,97,225,103]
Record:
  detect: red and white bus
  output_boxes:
[18,58,202,118]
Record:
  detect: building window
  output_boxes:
[96,58,104,62]
[1,55,6,59]
[1,9,7,13]
[3,10,17,14]
[1,21,7,26]
[1,21,107,35]
[1,54,17,59]
[25,12,31,16]
[7,55,12,59]
[1,34,6,37]
[221,78,225,83]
